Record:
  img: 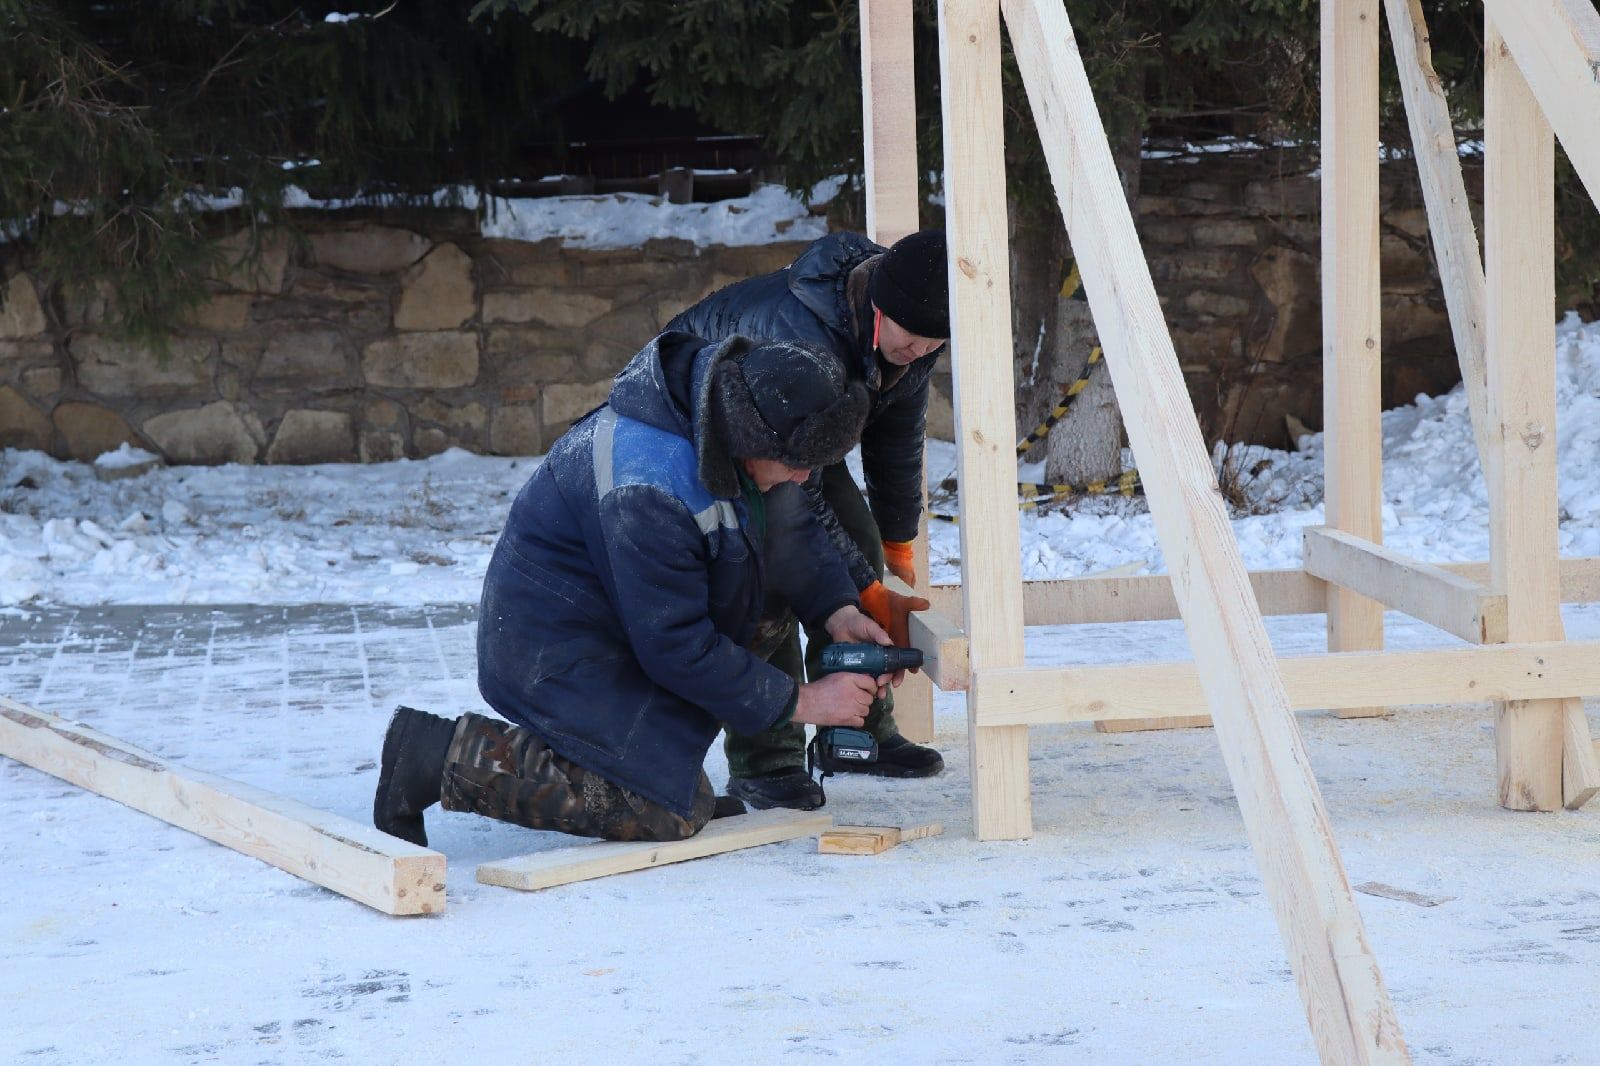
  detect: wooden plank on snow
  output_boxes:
[0,696,444,916]
[475,809,832,892]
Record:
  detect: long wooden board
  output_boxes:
[475,809,832,892]
[973,639,1600,726]
[922,557,1600,627]
[1001,2,1406,1060]
[0,696,444,916]
[1382,0,1491,472]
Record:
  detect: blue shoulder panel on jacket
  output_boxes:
[595,408,718,516]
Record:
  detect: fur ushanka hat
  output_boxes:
[710,339,869,472]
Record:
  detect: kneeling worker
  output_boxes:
[373,331,899,845]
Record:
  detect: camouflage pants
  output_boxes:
[441,712,715,842]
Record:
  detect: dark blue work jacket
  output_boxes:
[477,332,857,815]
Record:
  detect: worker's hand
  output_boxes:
[882,540,917,587]
[857,581,931,661]
[792,672,881,727]
[823,603,904,688]
[823,604,891,646]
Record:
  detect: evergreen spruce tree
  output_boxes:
[0,1,578,345]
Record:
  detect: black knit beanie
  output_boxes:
[710,339,870,470]
[868,229,950,339]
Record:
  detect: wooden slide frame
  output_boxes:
[867,0,1600,1061]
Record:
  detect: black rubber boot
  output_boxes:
[373,706,458,847]
[819,733,944,778]
[726,767,826,810]
[712,795,749,819]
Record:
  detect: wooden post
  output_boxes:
[861,0,936,744]
[1484,16,1566,812]
[1322,0,1387,719]
[1381,0,1490,471]
[861,0,921,247]
[937,0,1031,840]
[1478,0,1600,809]
[1000,1,1408,1060]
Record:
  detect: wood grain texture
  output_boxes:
[973,639,1600,726]
[998,2,1408,1059]
[1303,526,1507,644]
[923,557,1600,626]
[0,696,444,916]
[476,810,832,892]
[1481,0,1600,213]
[1485,16,1567,812]
[860,0,921,247]
[1323,0,1386,719]
[818,822,944,855]
[1382,0,1491,471]
[938,0,1032,840]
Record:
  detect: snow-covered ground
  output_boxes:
[6,319,1600,1064]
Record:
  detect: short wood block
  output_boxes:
[1094,715,1214,733]
[476,809,832,892]
[818,822,944,855]
[0,696,444,916]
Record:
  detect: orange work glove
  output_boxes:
[857,580,931,651]
[881,539,917,587]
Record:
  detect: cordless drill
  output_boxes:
[807,643,925,778]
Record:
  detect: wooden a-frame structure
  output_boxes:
[866,0,1600,1061]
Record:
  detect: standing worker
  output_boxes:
[669,229,950,810]
[372,332,902,846]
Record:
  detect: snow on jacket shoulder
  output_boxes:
[475,332,856,816]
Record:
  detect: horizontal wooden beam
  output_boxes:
[887,575,969,690]
[0,696,444,916]
[972,639,1600,726]
[925,556,1600,627]
[1303,526,1508,643]
[476,809,831,892]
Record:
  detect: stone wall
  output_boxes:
[0,214,806,463]
[1,151,1473,463]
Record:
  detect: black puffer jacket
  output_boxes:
[667,232,941,590]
